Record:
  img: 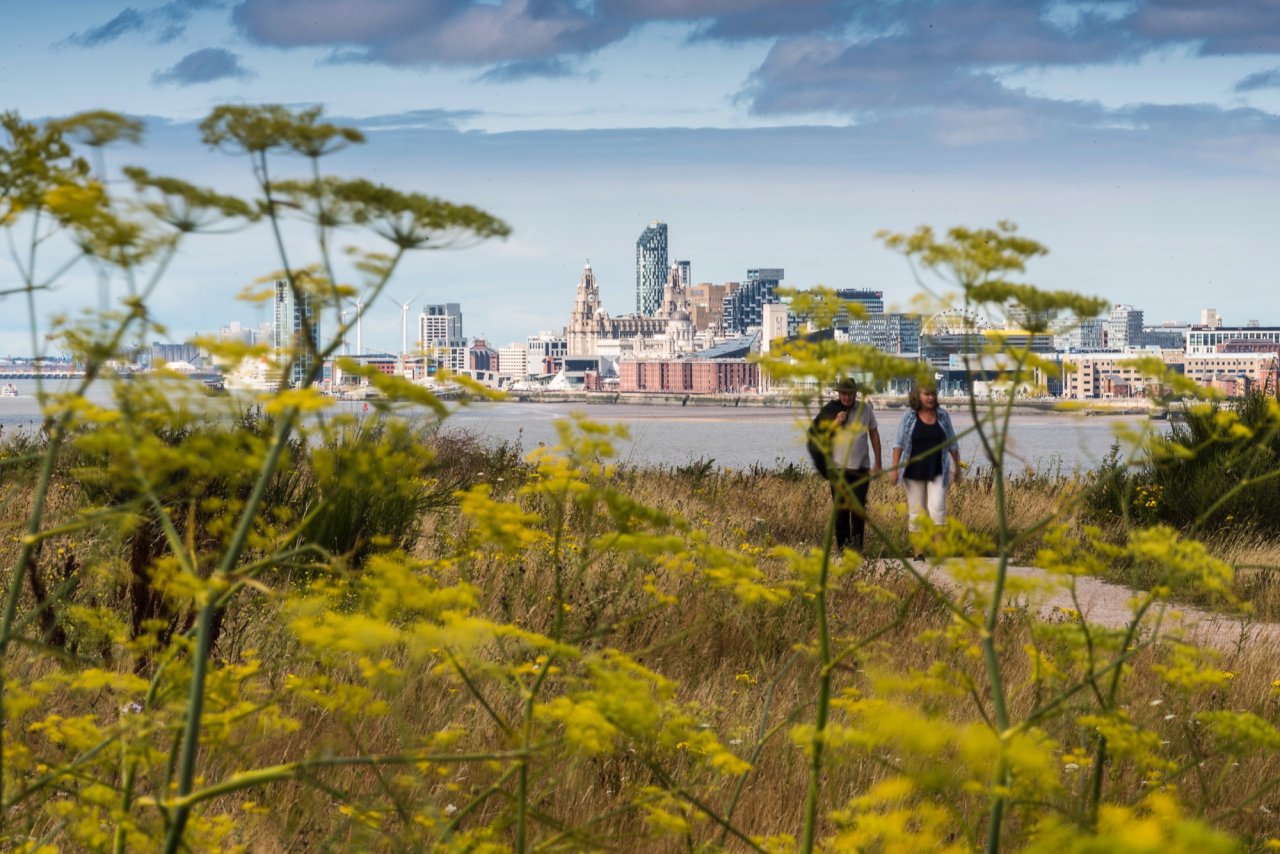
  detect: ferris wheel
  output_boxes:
[922,308,987,335]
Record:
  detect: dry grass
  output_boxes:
[204,556,1280,849]
[6,453,1280,849]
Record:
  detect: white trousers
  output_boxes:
[905,474,947,532]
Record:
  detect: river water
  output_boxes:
[441,401,1167,474]
[1,379,1167,474]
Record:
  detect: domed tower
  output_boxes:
[658,262,691,319]
[668,309,694,353]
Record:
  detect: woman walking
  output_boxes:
[891,384,962,557]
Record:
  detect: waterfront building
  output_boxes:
[918,309,988,371]
[498,343,530,380]
[1060,351,1277,398]
[419,303,467,375]
[527,331,568,376]
[273,279,318,388]
[419,303,463,344]
[929,329,1054,381]
[469,339,499,373]
[567,261,699,359]
[338,352,425,381]
[1186,325,1280,355]
[1201,308,1222,328]
[723,268,783,334]
[617,358,759,394]
[844,312,923,355]
[148,341,201,367]
[1105,304,1143,350]
[635,221,668,316]
[1052,317,1105,352]
[1140,323,1190,351]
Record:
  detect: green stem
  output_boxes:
[644,759,767,853]
[161,411,297,853]
[976,346,1036,854]
[1085,596,1156,827]
[162,749,533,811]
[799,502,838,852]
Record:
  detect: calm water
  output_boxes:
[1,379,1167,474]
[442,400,1169,474]
[0,379,118,430]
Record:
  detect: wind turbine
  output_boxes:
[348,291,369,357]
[339,308,350,357]
[384,293,421,377]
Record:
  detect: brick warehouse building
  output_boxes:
[618,359,758,393]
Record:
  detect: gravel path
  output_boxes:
[914,559,1274,652]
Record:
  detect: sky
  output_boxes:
[3,0,1280,356]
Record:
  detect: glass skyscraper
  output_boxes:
[723,268,783,333]
[635,221,668,316]
[273,279,318,388]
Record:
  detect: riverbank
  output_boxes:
[484,388,1162,416]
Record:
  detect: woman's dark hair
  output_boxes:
[907,383,938,412]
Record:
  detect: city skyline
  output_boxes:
[4,2,1280,354]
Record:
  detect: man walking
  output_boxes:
[808,378,882,554]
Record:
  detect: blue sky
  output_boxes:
[4,0,1280,355]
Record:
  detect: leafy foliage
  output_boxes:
[1088,392,1280,535]
[2,109,1277,854]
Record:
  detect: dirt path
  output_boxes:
[916,559,1274,652]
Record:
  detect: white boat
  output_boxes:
[1,383,18,398]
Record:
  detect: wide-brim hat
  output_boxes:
[833,378,859,393]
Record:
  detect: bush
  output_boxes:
[1087,393,1280,534]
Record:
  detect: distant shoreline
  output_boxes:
[483,390,1162,417]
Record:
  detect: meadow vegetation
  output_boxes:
[2,104,1279,852]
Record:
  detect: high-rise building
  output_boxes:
[1052,317,1105,352]
[760,302,789,353]
[723,268,783,334]
[419,303,463,345]
[148,341,201,366]
[635,221,668,316]
[218,320,270,346]
[832,289,884,327]
[419,303,467,374]
[676,260,691,289]
[844,313,923,354]
[1201,308,1222,328]
[273,279,318,388]
[1006,302,1058,332]
[527,331,568,376]
[469,339,498,373]
[688,282,737,331]
[1105,304,1143,350]
[499,343,529,380]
